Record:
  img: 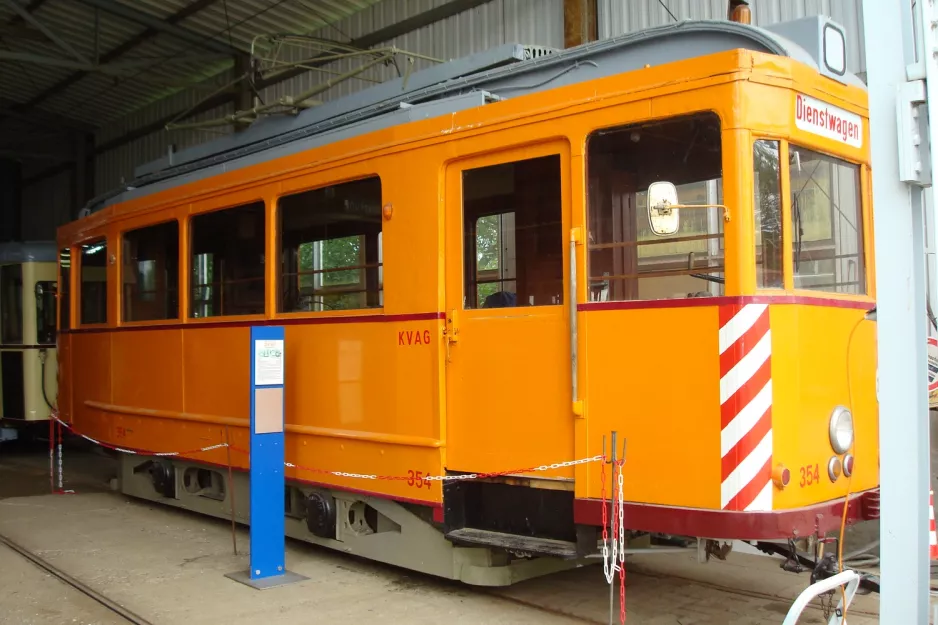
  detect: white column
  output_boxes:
[862,0,931,622]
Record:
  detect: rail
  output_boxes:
[781,570,861,625]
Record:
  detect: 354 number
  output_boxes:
[407,470,431,490]
[799,464,820,487]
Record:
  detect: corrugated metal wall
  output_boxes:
[94,0,563,193]
[21,169,72,241]
[94,76,237,193]
[598,0,865,75]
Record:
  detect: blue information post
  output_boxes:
[226,326,306,589]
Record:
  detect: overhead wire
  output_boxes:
[657,0,678,22]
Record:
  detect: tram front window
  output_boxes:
[586,112,724,302]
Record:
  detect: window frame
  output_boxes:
[445,140,570,316]
[583,110,727,303]
[58,247,72,332]
[0,263,23,345]
[751,136,787,292]
[275,175,385,319]
[119,218,181,325]
[459,152,566,310]
[77,236,109,327]
[186,199,268,322]
[782,141,868,297]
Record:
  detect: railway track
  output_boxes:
[0,532,153,625]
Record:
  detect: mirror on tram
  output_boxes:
[647,181,680,236]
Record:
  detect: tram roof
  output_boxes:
[0,241,58,264]
[80,15,863,217]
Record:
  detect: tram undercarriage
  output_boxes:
[121,455,585,586]
[121,454,879,591]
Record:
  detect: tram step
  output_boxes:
[444,528,578,558]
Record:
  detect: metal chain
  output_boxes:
[617,459,627,624]
[617,463,625,564]
[601,455,610,580]
[51,411,603,485]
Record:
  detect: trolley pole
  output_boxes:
[862,0,932,621]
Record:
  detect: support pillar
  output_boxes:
[862,0,931,621]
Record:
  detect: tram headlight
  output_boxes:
[828,406,854,454]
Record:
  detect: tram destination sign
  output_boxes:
[794,93,863,148]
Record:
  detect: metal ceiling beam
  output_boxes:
[0,98,95,132]
[23,0,499,187]
[4,0,50,28]
[3,0,90,64]
[0,0,221,126]
[0,50,225,74]
[73,0,238,56]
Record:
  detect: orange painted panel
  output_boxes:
[56,334,73,421]
[71,333,111,407]
[445,310,574,475]
[284,319,441,441]
[770,304,878,509]
[582,306,721,509]
[111,329,183,412]
[182,326,250,419]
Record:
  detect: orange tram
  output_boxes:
[55,16,879,585]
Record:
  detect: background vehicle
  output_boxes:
[0,241,59,443]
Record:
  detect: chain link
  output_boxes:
[50,411,604,487]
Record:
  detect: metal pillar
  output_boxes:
[862,0,931,622]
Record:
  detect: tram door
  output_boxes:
[443,143,574,476]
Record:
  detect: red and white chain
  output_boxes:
[51,413,229,457]
[601,458,627,623]
[285,456,604,482]
[51,411,602,483]
[603,459,626,583]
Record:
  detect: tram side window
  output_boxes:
[190,202,265,318]
[122,220,179,322]
[279,177,382,313]
[586,113,724,302]
[0,264,22,344]
[80,240,108,325]
[789,145,865,294]
[754,140,783,289]
[36,281,56,344]
[59,248,71,330]
[462,155,563,309]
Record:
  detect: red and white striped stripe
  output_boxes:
[719,303,773,512]
[930,489,937,559]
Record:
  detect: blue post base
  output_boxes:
[225,569,307,590]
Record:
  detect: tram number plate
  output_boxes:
[407,470,431,490]
[799,464,820,487]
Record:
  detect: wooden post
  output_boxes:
[563,0,597,49]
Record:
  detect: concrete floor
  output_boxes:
[0,438,882,624]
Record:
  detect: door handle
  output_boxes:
[445,309,459,362]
